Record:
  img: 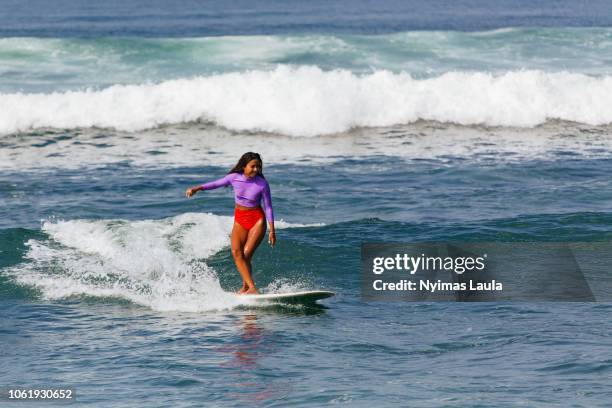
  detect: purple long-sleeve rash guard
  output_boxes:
[201,173,274,226]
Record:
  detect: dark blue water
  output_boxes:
[2,1,612,407]
[3,145,612,406]
[2,0,612,37]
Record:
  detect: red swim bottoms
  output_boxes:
[234,206,265,231]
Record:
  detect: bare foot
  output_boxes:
[245,287,259,295]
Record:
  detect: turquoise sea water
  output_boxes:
[2,1,612,406]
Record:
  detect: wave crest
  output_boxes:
[2,66,611,136]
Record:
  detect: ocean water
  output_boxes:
[2,1,612,407]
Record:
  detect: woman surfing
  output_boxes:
[185,152,276,295]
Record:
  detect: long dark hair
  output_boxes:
[228,152,265,178]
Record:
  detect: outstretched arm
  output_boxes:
[186,174,233,198]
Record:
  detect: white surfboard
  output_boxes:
[237,290,335,305]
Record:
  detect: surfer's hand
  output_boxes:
[185,187,197,198]
[268,230,276,247]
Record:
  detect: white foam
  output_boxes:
[2,67,612,137]
[4,120,612,172]
[7,213,321,312]
[263,278,312,294]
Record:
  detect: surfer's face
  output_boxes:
[244,159,261,178]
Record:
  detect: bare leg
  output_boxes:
[231,222,256,294]
[242,219,266,294]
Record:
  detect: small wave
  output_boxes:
[2,66,611,137]
[4,213,322,312]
